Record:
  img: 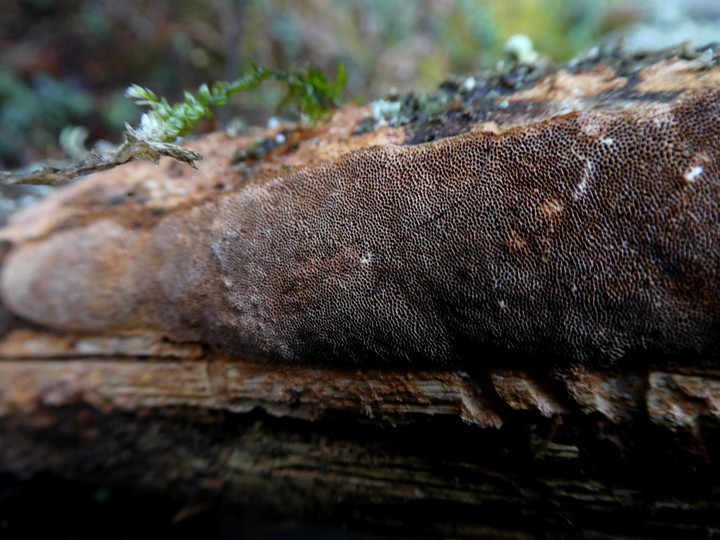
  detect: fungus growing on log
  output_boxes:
[1,52,719,367]
[2,48,720,539]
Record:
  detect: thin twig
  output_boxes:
[0,135,202,187]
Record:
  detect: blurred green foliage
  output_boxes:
[0,69,88,162]
[0,0,631,168]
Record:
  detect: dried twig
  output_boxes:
[0,135,202,187]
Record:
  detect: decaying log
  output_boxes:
[1,45,720,537]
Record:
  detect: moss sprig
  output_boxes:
[126,62,346,143]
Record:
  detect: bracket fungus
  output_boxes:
[1,48,719,368]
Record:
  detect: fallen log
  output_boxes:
[1,45,720,537]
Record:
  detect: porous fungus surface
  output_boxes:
[1,51,719,366]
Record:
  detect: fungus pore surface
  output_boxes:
[1,87,719,367]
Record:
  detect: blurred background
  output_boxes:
[1,0,719,169]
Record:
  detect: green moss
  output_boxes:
[127,62,346,142]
